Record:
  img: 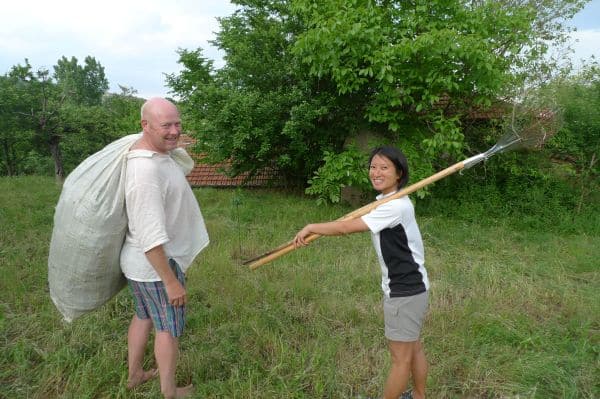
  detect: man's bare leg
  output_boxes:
[127,315,158,388]
[155,331,193,399]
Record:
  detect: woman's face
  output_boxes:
[369,154,401,195]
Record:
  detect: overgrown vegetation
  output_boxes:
[1,177,598,398]
[167,0,589,190]
[306,62,599,206]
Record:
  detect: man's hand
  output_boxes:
[145,245,187,307]
[164,279,187,307]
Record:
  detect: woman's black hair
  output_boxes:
[369,146,410,189]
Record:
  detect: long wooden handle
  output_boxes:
[246,159,467,270]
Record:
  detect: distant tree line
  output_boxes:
[0,56,144,182]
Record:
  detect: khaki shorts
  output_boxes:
[383,291,428,342]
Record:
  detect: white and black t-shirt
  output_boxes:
[361,193,429,298]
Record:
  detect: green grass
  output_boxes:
[1,176,598,398]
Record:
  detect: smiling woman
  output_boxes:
[369,147,409,196]
[289,145,430,399]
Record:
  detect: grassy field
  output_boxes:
[1,176,598,398]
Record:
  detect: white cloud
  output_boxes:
[570,29,600,64]
[0,1,598,99]
[0,0,236,98]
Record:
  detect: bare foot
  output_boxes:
[175,384,194,398]
[127,368,158,389]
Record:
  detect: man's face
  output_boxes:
[142,105,182,153]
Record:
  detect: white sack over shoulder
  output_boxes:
[48,133,197,322]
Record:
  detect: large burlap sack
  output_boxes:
[48,133,195,322]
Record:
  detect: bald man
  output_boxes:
[120,97,208,398]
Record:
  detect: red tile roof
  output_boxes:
[187,158,281,187]
[177,135,281,188]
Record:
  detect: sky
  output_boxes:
[1,0,598,100]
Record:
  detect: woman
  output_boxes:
[294,146,429,399]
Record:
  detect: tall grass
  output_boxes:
[1,176,598,398]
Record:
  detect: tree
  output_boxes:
[168,1,361,185]
[47,86,145,175]
[4,57,111,182]
[168,0,587,196]
[293,0,586,150]
[54,56,109,106]
[102,86,146,135]
[0,73,35,176]
[5,62,66,181]
[0,57,147,178]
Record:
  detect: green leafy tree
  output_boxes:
[0,73,36,176]
[0,57,147,178]
[7,62,67,181]
[169,0,587,199]
[57,104,117,172]
[102,86,146,135]
[2,56,111,181]
[54,56,109,106]
[293,0,587,202]
[167,2,359,185]
[58,86,145,174]
[293,0,585,149]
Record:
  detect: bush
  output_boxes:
[305,145,370,204]
[418,150,599,235]
[21,151,54,176]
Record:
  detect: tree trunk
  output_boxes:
[49,136,64,184]
[1,139,14,176]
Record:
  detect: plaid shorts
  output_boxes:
[127,259,186,337]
